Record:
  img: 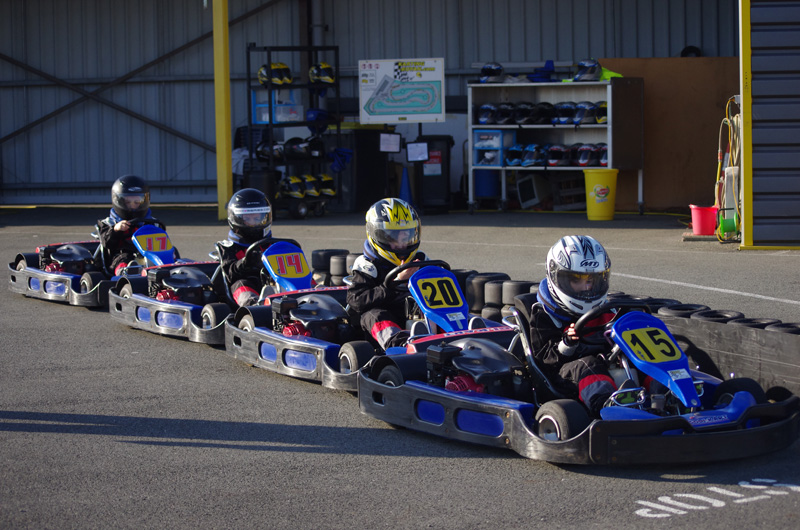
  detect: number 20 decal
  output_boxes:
[417,277,463,309]
[621,327,680,363]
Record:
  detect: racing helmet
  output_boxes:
[309,62,335,84]
[111,175,150,220]
[258,62,293,86]
[554,101,577,125]
[283,137,310,159]
[596,142,609,166]
[594,101,608,124]
[505,144,524,166]
[547,144,570,167]
[573,101,597,125]
[494,103,515,125]
[574,59,601,82]
[365,198,421,266]
[227,188,272,241]
[477,103,497,125]
[521,144,540,167]
[480,62,504,83]
[577,143,600,167]
[513,101,537,124]
[535,102,556,124]
[546,235,611,316]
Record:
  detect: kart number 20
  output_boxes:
[417,277,464,309]
[621,327,679,363]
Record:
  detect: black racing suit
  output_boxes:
[217,234,269,306]
[96,211,165,275]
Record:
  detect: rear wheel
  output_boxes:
[338,341,375,374]
[119,283,134,299]
[80,272,106,294]
[201,303,231,329]
[238,315,256,332]
[376,365,404,387]
[535,399,591,441]
[713,377,767,406]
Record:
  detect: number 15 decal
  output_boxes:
[621,327,680,363]
[416,277,464,309]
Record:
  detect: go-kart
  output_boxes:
[358,295,800,465]
[107,224,233,344]
[8,219,168,307]
[223,259,492,392]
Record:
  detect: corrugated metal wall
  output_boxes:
[0,0,739,205]
[746,0,800,247]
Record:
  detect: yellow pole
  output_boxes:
[738,0,753,248]
[212,0,233,220]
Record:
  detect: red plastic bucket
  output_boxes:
[689,205,718,235]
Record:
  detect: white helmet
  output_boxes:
[546,235,611,316]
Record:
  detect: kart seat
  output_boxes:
[290,297,348,324]
[162,267,213,290]
[448,337,524,385]
[295,293,348,319]
[50,244,93,263]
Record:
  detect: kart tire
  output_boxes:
[80,271,106,294]
[289,201,309,220]
[311,249,349,271]
[313,202,326,217]
[643,298,682,312]
[15,252,39,271]
[451,269,477,296]
[690,309,745,323]
[713,377,767,406]
[481,305,503,323]
[329,254,348,276]
[338,341,375,374]
[657,304,710,318]
[764,322,800,335]
[119,283,134,299]
[500,305,515,320]
[466,272,510,313]
[330,275,346,286]
[345,253,361,274]
[502,280,537,306]
[377,365,404,387]
[201,303,231,329]
[238,314,257,332]
[484,280,505,307]
[766,386,793,403]
[728,317,781,329]
[535,399,591,442]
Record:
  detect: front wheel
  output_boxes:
[338,341,375,374]
[80,272,106,294]
[119,283,134,299]
[713,377,767,406]
[238,315,256,332]
[201,303,231,329]
[376,365,404,387]
[534,399,591,442]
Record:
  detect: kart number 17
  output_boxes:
[621,327,680,363]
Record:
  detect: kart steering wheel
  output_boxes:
[128,217,162,228]
[572,299,652,339]
[383,259,451,290]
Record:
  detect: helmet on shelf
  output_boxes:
[365,198,421,267]
[283,137,310,160]
[494,103,515,125]
[512,101,537,124]
[505,144,524,166]
[111,175,150,220]
[594,100,608,124]
[279,175,305,199]
[302,174,320,197]
[477,103,498,125]
[258,62,293,86]
[554,101,577,125]
[573,101,597,125]
[521,144,541,167]
[227,188,272,241]
[535,102,556,124]
[574,59,601,82]
[547,144,570,167]
[546,235,611,316]
[309,62,335,84]
[596,142,608,166]
[577,143,600,167]
[480,62,504,83]
[568,143,584,166]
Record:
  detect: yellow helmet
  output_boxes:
[365,198,421,266]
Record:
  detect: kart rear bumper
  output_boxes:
[224,320,358,391]
[358,372,800,465]
[108,289,226,344]
[8,264,110,307]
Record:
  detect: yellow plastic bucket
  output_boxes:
[584,168,618,221]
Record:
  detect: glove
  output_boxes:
[557,334,578,357]
[244,249,262,267]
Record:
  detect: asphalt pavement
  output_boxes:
[2,206,800,529]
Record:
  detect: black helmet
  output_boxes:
[111,175,150,220]
[480,62,504,83]
[494,103,515,125]
[227,188,272,241]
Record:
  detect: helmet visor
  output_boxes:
[554,270,610,302]
[113,191,149,216]
[231,206,271,228]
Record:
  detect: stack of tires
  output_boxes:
[311,249,349,287]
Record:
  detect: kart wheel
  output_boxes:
[534,399,591,442]
[15,252,39,271]
[201,303,230,329]
[238,314,257,332]
[690,309,745,323]
[338,341,375,374]
[329,254,348,276]
[310,249,349,271]
[713,377,767,406]
[484,279,505,307]
[80,272,106,294]
[377,365,404,387]
[119,283,134,299]
[657,304,710,318]
[289,201,309,219]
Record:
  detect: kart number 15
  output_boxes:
[621,327,680,363]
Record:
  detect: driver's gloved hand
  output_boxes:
[245,250,262,267]
[557,335,579,356]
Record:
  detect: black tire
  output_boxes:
[481,305,503,323]
[534,399,592,441]
[466,272,510,313]
[289,201,309,219]
[330,275,346,286]
[766,386,793,403]
[311,249,349,271]
[345,253,361,274]
[238,314,256,332]
[765,322,800,335]
[657,304,710,318]
[728,317,781,329]
[484,279,505,307]
[119,283,134,299]
[201,303,231,329]
[313,202,326,217]
[329,254,348,276]
[690,309,745,323]
[338,341,375,374]
[80,271,106,294]
[500,305,514,319]
[377,364,404,387]
[502,280,536,305]
[16,252,39,271]
[713,377,767,406]
[643,298,682,312]
[451,269,477,296]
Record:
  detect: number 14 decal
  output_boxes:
[273,253,307,276]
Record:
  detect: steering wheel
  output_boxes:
[128,217,162,228]
[243,237,277,267]
[383,259,451,290]
[572,299,652,340]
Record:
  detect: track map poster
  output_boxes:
[358,58,445,124]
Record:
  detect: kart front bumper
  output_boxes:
[358,373,800,465]
[224,320,358,391]
[8,264,110,307]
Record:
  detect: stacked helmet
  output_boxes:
[258,62,293,86]
[573,101,597,125]
[302,174,320,197]
[521,144,541,167]
[505,144,524,166]
[594,100,608,124]
[111,175,150,220]
[227,188,272,241]
[283,137,310,159]
[365,198,421,266]
[513,101,537,124]
[574,59,601,82]
[596,142,609,166]
[546,235,611,316]
[494,103,515,125]
[554,101,577,124]
[547,144,570,166]
[535,102,556,124]
[317,173,336,197]
[480,62,504,83]
[568,143,584,166]
[309,62,335,83]
[577,143,600,167]
[477,103,497,124]
[306,108,330,136]
[279,175,305,199]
